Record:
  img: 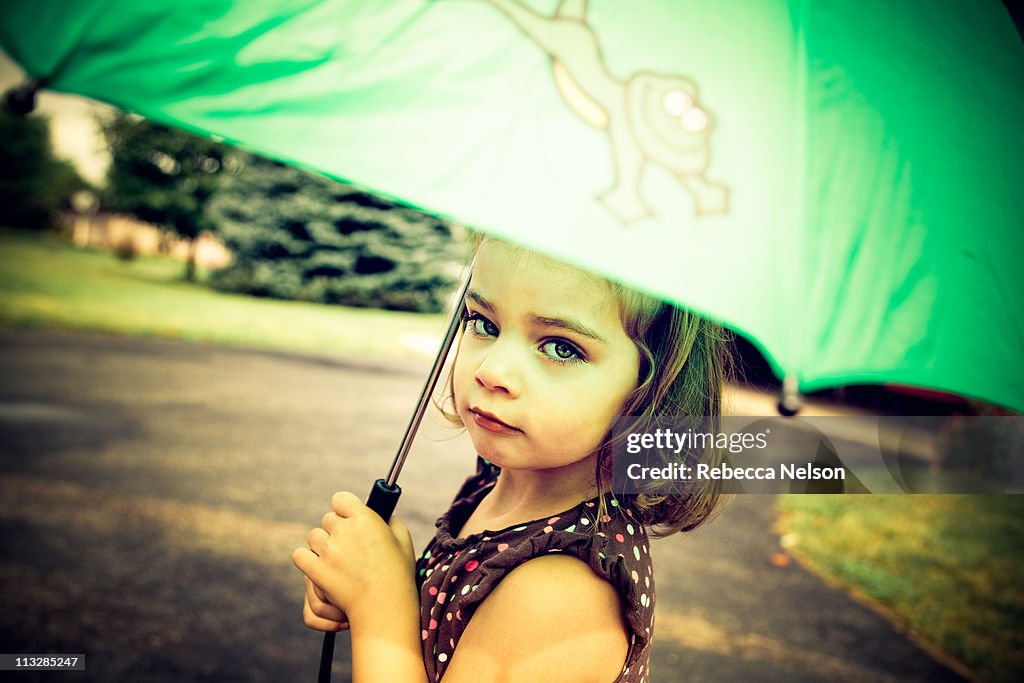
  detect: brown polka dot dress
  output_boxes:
[415,458,655,682]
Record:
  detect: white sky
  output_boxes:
[2,48,113,184]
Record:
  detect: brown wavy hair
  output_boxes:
[440,236,734,537]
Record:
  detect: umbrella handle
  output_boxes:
[317,479,402,682]
[316,259,472,681]
[365,478,403,520]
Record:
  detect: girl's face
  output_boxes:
[453,241,640,475]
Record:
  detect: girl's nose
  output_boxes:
[474,344,521,398]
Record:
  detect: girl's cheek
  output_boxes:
[451,351,477,400]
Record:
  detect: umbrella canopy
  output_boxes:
[2,0,1021,411]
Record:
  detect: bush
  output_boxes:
[208,156,461,313]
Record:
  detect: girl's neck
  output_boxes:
[466,456,600,534]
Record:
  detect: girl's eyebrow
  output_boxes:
[530,315,608,344]
[466,289,494,312]
[466,289,608,344]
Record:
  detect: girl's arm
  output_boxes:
[292,492,427,683]
[443,554,630,682]
[347,587,425,683]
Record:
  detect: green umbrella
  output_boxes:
[4,3,1021,680]
[1,0,1021,413]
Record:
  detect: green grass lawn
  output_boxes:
[0,227,445,358]
[777,495,1024,682]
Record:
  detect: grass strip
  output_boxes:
[777,494,1024,683]
[0,228,445,359]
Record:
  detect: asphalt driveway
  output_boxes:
[0,329,969,682]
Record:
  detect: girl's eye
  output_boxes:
[465,312,499,338]
[540,340,586,364]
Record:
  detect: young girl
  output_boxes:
[293,237,730,682]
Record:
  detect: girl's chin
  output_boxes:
[466,428,504,457]
[465,430,517,467]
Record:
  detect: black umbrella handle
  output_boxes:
[365,478,403,521]
[317,479,402,683]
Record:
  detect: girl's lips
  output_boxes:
[470,408,520,435]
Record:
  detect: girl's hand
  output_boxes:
[292,491,417,627]
[301,575,349,632]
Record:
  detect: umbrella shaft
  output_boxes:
[384,260,473,487]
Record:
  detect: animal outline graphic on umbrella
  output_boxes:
[476,0,730,223]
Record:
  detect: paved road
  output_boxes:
[0,329,969,682]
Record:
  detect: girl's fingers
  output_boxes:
[306,527,328,555]
[330,491,363,518]
[320,511,340,533]
[304,576,346,621]
[293,554,347,628]
[292,546,316,573]
[302,598,349,632]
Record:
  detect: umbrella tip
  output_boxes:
[4,79,40,117]
[777,376,801,417]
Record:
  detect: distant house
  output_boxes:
[66,210,231,269]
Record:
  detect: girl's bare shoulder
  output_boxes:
[443,554,629,682]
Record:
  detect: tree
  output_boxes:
[0,109,89,229]
[100,112,232,281]
[208,155,462,313]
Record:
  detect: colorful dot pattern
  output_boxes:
[415,459,654,682]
